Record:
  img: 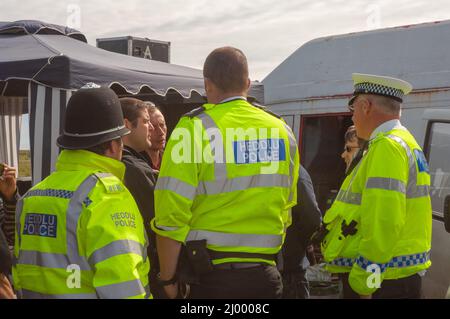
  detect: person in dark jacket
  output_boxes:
[0,230,15,299]
[119,98,163,297]
[0,164,17,246]
[282,165,322,299]
[0,164,17,299]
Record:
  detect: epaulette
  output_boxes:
[94,172,124,194]
[251,102,282,119]
[182,106,206,118]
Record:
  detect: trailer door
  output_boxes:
[299,113,352,214]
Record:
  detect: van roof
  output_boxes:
[263,20,450,105]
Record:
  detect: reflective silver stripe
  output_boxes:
[143,229,149,262]
[336,159,364,205]
[366,177,406,194]
[197,112,227,178]
[16,250,90,270]
[66,175,99,269]
[408,185,430,198]
[94,172,114,179]
[144,285,151,299]
[155,176,196,200]
[336,189,362,205]
[15,196,24,249]
[386,134,416,193]
[386,135,429,199]
[96,279,146,299]
[155,224,179,231]
[88,240,145,266]
[196,174,290,195]
[21,289,97,299]
[284,124,298,202]
[186,230,282,248]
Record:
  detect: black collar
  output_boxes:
[123,145,147,161]
[217,96,247,105]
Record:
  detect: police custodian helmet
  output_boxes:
[57,85,130,150]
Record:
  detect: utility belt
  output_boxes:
[208,249,277,262]
[176,240,276,284]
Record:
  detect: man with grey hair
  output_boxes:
[321,73,431,299]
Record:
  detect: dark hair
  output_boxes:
[203,46,249,93]
[119,98,149,127]
[86,140,114,155]
[344,125,357,143]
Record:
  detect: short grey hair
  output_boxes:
[368,94,401,115]
[144,101,161,115]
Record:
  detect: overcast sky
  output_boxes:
[3,0,450,81]
[3,0,450,149]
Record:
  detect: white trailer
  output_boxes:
[263,20,450,298]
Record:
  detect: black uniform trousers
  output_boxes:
[282,269,310,299]
[340,273,422,299]
[188,264,283,299]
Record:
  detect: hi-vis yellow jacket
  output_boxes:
[321,127,432,295]
[13,150,150,299]
[152,98,300,265]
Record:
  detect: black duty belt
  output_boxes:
[207,249,277,262]
[214,263,266,270]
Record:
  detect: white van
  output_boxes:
[263,20,450,298]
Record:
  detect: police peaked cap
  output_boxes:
[349,73,413,106]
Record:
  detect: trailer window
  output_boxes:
[427,122,450,218]
[300,114,352,213]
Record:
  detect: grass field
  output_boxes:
[18,149,31,177]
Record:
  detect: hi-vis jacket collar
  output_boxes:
[349,73,413,106]
[369,119,407,141]
[203,96,248,110]
[219,96,246,104]
[55,149,126,181]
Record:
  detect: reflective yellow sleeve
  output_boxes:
[285,125,300,211]
[152,117,200,243]
[289,146,300,209]
[82,193,150,299]
[283,146,299,230]
[349,137,407,295]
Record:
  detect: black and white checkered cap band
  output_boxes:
[354,82,404,102]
